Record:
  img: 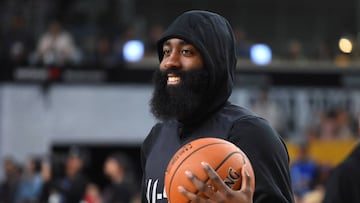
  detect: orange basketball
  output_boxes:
[164,137,255,203]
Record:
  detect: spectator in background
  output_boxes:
[102,153,137,203]
[111,25,136,66]
[322,114,360,203]
[90,36,117,68]
[144,24,164,56]
[233,27,251,58]
[305,127,320,141]
[286,39,305,61]
[300,164,331,203]
[315,41,333,61]
[16,157,43,203]
[82,183,103,203]
[0,157,21,203]
[318,110,338,140]
[290,142,318,199]
[1,15,34,67]
[251,87,285,136]
[54,147,89,203]
[38,160,53,203]
[316,108,356,140]
[32,20,81,66]
[334,108,355,139]
[130,193,141,203]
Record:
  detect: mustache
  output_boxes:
[160,67,185,76]
[156,67,207,80]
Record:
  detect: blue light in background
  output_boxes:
[250,44,272,66]
[123,40,144,62]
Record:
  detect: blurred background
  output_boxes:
[0,0,360,202]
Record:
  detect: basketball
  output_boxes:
[164,137,255,203]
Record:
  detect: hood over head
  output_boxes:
[157,10,237,126]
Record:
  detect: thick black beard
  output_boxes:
[150,68,209,121]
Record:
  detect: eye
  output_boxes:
[181,49,193,56]
[163,48,171,57]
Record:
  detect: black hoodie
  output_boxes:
[156,10,236,128]
[141,10,294,203]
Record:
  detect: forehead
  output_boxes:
[163,38,193,47]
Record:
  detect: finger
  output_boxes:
[185,170,223,201]
[185,170,207,192]
[202,184,224,200]
[240,164,253,194]
[201,162,231,195]
[178,186,208,203]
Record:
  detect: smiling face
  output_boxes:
[160,38,204,86]
[150,38,209,121]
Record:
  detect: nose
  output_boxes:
[162,52,181,70]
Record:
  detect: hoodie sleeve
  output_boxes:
[322,165,347,203]
[140,123,162,203]
[323,148,360,203]
[228,116,294,203]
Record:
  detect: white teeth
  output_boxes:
[168,76,179,82]
[167,76,180,85]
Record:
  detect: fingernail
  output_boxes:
[201,161,209,168]
[185,170,193,177]
[178,186,185,192]
[245,169,250,177]
[243,164,250,177]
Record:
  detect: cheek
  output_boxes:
[159,60,167,71]
[182,59,204,71]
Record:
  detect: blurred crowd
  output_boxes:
[288,136,360,203]
[290,142,329,203]
[249,88,359,203]
[1,13,358,70]
[0,148,140,203]
[249,87,359,141]
[0,105,358,203]
[0,16,141,69]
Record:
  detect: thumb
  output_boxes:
[240,164,252,194]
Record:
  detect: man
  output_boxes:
[141,10,294,203]
[102,153,137,203]
[290,142,318,198]
[0,157,21,203]
[55,147,89,203]
[322,115,360,203]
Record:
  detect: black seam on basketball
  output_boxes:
[167,142,227,202]
[191,151,244,202]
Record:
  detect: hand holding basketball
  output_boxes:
[164,137,255,203]
[179,161,254,203]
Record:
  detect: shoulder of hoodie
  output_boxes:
[329,144,360,179]
[223,103,286,150]
[225,106,291,171]
[141,121,175,155]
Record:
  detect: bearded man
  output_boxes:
[141,10,294,203]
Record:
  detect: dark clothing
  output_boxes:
[156,10,236,127]
[141,103,294,203]
[2,28,34,67]
[0,179,19,203]
[39,181,52,203]
[103,182,137,203]
[141,10,294,203]
[323,143,360,203]
[56,173,89,203]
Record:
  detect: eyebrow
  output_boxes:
[163,39,190,46]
